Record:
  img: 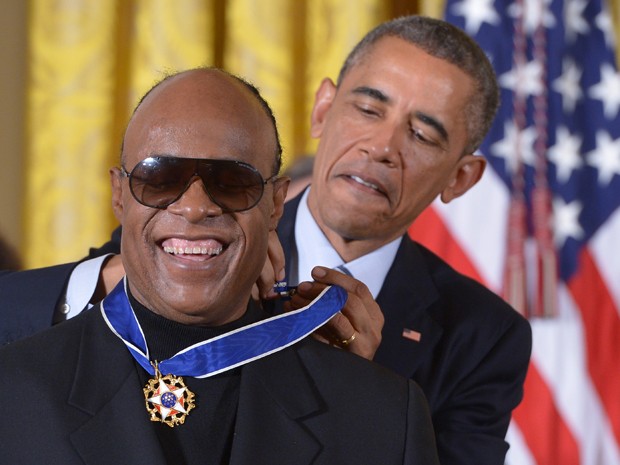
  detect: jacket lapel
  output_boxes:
[230,343,322,465]
[374,238,443,379]
[278,192,301,280]
[67,309,167,465]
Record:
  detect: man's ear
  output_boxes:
[110,167,124,223]
[440,154,486,203]
[310,78,337,139]
[269,176,290,231]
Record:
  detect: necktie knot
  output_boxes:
[335,264,352,277]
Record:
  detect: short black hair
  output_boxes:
[338,16,499,154]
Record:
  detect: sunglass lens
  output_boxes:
[205,162,264,212]
[130,157,190,208]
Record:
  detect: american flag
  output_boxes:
[409,1,620,464]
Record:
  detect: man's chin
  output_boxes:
[324,209,384,238]
[150,294,230,325]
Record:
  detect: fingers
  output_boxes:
[286,267,384,360]
[255,231,286,299]
[251,283,260,303]
[324,294,383,360]
[311,266,384,336]
[284,280,327,309]
[255,258,276,300]
[268,231,286,282]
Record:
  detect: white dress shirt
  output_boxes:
[59,253,112,319]
[293,188,401,299]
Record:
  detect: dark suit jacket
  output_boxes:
[0,262,76,343]
[0,235,120,345]
[277,194,532,465]
[0,305,439,464]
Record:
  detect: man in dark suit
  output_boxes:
[0,16,531,465]
[0,68,438,464]
[270,16,532,465]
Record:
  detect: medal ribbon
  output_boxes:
[101,279,347,378]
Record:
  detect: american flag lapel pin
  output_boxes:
[402,328,422,342]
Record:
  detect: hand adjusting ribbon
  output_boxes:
[100,279,347,427]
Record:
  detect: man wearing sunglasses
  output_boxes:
[0,68,439,464]
[1,15,531,465]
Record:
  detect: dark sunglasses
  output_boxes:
[120,156,278,212]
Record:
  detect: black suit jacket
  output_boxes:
[0,235,120,345]
[0,306,439,464]
[277,193,532,465]
[0,262,76,343]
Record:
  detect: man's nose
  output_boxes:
[364,121,403,165]
[166,177,223,222]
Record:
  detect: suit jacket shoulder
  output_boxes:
[0,227,121,346]
[376,236,532,464]
[0,261,78,345]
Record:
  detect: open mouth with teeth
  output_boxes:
[161,238,224,262]
[346,175,386,196]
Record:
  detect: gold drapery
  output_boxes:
[23,0,396,268]
[21,0,619,268]
[25,1,119,269]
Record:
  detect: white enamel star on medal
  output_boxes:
[143,362,196,427]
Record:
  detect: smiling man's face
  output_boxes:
[111,70,287,325]
[308,36,483,259]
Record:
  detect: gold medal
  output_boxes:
[143,362,196,427]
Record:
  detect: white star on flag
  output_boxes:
[588,64,620,120]
[595,9,615,49]
[553,197,584,247]
[586,131,620,186]
[491,121,538,173]
[508,0,555,34]
[500,60,544,97]
[563,0,590,42]
[548,127,583,183]
[552,59,583,113]
[450,0,499,35]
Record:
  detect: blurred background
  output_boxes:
[1,1,619,464]
[0,0,438,268]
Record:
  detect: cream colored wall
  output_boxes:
[0,1,27,253]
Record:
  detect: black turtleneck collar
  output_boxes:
[127,286,266,362]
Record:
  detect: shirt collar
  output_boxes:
[293,188,401,299]
[64,254,112,317]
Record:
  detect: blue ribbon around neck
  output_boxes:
[101,279,347,378]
